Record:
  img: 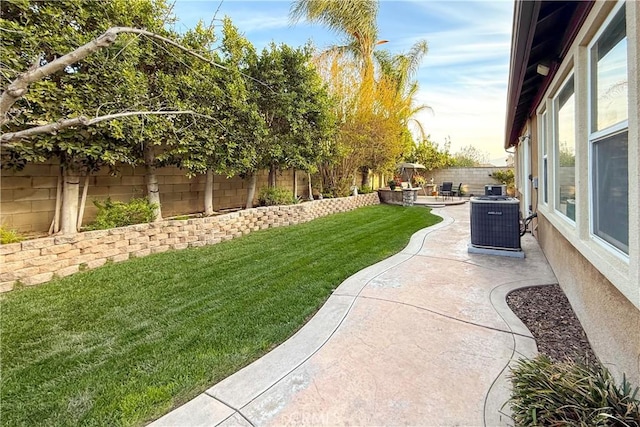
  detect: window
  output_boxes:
[540,110,549,204]
[554,75,576,221]
[590,4,628,254]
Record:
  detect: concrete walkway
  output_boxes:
[151,204,557,426]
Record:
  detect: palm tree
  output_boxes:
[375,40,431,140]
[291,0,431,191]
[375,40,427,94]
[290,0,380,93]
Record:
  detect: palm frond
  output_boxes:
[289,0,378,61]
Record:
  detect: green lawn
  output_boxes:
[1,204,440,426]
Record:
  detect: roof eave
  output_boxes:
[504,0,540,150]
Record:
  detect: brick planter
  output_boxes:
[0,193,380,292]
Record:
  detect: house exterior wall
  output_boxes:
[1,160,310,235]
[537,214,640,386]
[512,0,640,384]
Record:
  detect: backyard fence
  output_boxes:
[1,160,309,235]
[426,167,513,196]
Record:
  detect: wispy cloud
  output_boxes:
[218,10,291,32]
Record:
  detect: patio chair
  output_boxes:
[440,182,453,201]
[451,183,463,199]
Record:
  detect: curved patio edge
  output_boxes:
[149,209,449,426]
[150,205,559,427]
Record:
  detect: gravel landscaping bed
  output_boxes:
[506,284,598,363]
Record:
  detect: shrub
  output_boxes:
[0,226,24,244]
[358,185,373,194]
[86,198,157,230]
[509,355,640,426]
[258,187,296,206]
[322,187,339,198]
[491,169,515,186]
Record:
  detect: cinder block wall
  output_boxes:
[0,193,380,292]
[427,167,513,196]
[1,160,311,234]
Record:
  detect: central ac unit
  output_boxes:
[485,184,507,196]
[470,196,521,250]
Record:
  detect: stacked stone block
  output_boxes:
[0,193,380,292]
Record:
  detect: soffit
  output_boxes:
[504,1,594,149]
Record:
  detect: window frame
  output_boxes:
[539,109,549,206]
[587,1,629,257]
[552,72,577,224]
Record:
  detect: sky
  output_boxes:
[171,0,515,166]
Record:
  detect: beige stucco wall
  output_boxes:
[511,0,640,385]
[537,214,640,386]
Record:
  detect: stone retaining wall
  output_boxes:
[0,193,380,292]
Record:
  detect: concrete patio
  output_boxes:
[151,203,557,426]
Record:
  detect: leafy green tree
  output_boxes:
[199,19,265,213]
[0,0,178,232]
[405,137,455,170]
[1,1,259,226]
[246,43,336,204]
[112,20,238,220]
[451,144,489,167]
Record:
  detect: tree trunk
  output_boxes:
[144,145,162,221]
[307,172,313,201]
[245,172,257,208]
[361,167,370,187]
[49,168,63,235]
[268,164,277,188]
[60,166,80,235]
[204,169,214,216]
[293,169,298,199]
[76,174,90,231]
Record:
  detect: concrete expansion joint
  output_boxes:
[357,294,535,339]
[212,235,429,419]
[204,392,256,427]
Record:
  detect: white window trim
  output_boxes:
[552,72,577,225]
[539,109,549,206]
[532,0,636,308]
[587,1,629,259]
